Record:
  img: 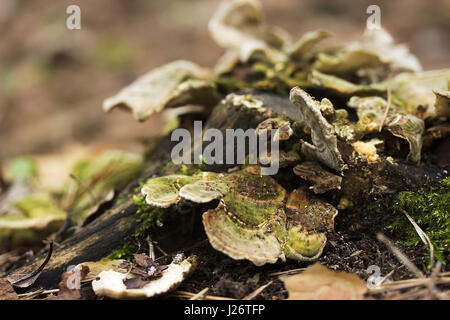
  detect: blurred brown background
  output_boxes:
[1,0,449,161]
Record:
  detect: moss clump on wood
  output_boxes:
[107,195,168,260]
[107,241,135,260]
[389,177,450,263]
[133,195,167,238]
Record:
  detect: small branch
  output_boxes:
[269,268,305,277]
[173,290,235,300]
[243,281,273,300]
[68,173,97,207]
[189,287,209,300]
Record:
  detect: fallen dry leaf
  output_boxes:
[123,277,151,290]
[0,278,18,300]
[281,263,367,300]
[47,265,90,300]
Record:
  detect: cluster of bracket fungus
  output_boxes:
[71,0,450,298]
[141,167,337,266]
[97,0,449,270]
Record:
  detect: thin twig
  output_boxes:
[154,242,168,256]
[18,288,59,299]
[243,281,273,300]
[379,269,395,285]
[377,234,424,278]
[69,173,97,206]
[269,268,305,277]
[376,233,446,299]
[146,235,155,261]
[189,287,209,300]
[173,290,235,300]
[369,277,450,293]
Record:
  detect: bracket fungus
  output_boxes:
[433,89,450,118]
[140,167,338,266]
[284,188,337,261]
[293,161,342,194]
[384,113,424,164]
[313,26,422,77]
[0,194,66,243]
[347,96,424,163]
[385,69,450,119]
[103,60,216,121]
[209,0,331,75]
[208,0,272,64]
[289,87,345,172]
[256,117,293,141]
[92,255,197,299]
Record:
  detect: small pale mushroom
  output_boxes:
[141,172,219,207]
[347,95,425,163]
[179,179,226,203]
[141,175,201,208]
[347,96,389,134]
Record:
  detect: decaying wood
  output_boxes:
[5,92,447,291]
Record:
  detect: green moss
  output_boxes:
[115,197,125,206]
[106,193,169,261]
[161,160,175,172]
[181,164,201,176]
[107,241,135,260]
[389,177,450,264]
[214,61,308,96]
[133,195,167,238]
[131,181,148,195]
[6,157,37,181]
[214,77,238,93]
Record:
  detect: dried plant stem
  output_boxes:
[401,210,434,266]
[269,268,305,277]
[243,280,273,300]
[173,290,235,300]
[376,233,446,300]
[189,287,209,300]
